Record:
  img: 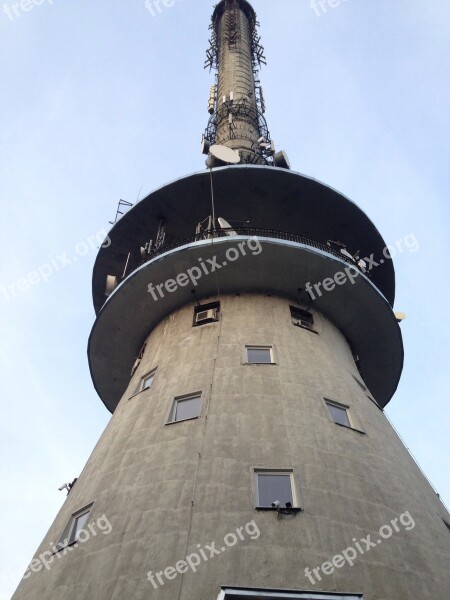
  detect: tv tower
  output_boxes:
[13,1,450,599]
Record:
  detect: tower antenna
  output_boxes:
[202,0,289,168]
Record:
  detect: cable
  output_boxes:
[177,166,225,599]
[208,166,221,300]
[383,411,450,514]
[209,166,216,228]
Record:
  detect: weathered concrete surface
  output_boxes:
[12,295,450,600]
[89,237,403,411]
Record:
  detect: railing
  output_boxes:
[140,227,365,272]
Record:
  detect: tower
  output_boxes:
[12,1,450,599]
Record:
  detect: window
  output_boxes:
[134,368,157,395]
[56,503,93,550]
[325,399,351,427]
[290,305,314,331]
[254,470,296,509]
[130,341,147,376]
[142,371,156,390]
[352,374,375,401]
[246,346,274,364]
[219,590,363,599]
[193,301,220,326]
[352,374,367,392]
[167,393,202,424]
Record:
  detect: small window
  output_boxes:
[352,374,367,392]
[254,470,296,508]
[352,373,374,401]
[246,346,274,364]
[134,368,157,395]
[56,503,93,550]
[130,341,148,376]
[193,301,220,326]
[142,371,156,390]
[325,399,351,427]
[167,393,202,424]
[290,305,314,331]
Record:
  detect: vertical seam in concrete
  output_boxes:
[177,311,223,600]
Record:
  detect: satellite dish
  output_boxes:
[395,312,407,322]
[340,248,354,261]
[218,217,238,236]
[209,144,241,165]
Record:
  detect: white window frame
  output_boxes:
[141,370,156,391]
[167,392,202,424]
[324,399,353,428]
[133,367,157,396]
[56,502,94,551]
[254,469,298,509]
[218,589,363,599]
[245,345,275,364]
[352,374,367,392]
[351,373,375,402]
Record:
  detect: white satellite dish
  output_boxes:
[218,217,238,236]
[209,144,241,165]
[340,248,354,261]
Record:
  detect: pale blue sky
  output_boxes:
[1,1,449,597]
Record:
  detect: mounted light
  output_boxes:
[201,135,211,155]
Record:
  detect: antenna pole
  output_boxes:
[203,0,273,165]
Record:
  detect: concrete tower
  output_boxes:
[13,2,450,600]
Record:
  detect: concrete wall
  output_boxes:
[12,295,450,600]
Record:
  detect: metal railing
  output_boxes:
[116,227,373,292]
[142,227,364,270]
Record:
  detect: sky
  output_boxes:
[0,0,449,597]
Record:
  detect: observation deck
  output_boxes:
[89,166,403,413]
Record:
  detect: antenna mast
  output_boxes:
[203,0,274,165]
